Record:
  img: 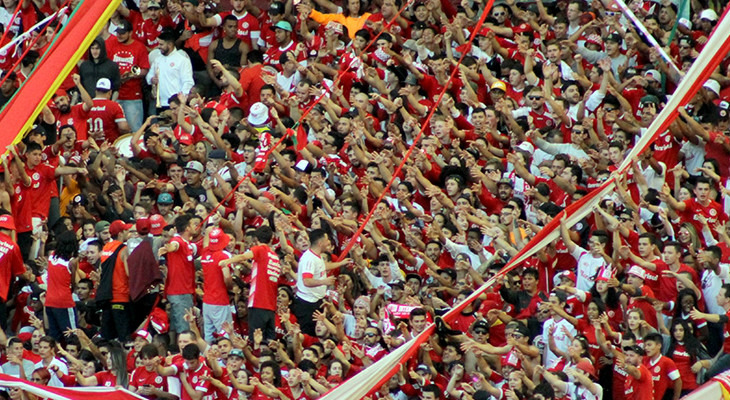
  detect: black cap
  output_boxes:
[269,1,285,15]
[473,319,490,331]
[30,124,46,136]
[388,280,405,289]
[605,33,623,44]
[115,19,133,34]
[73,194,87,206]
[623,344,646,355]
[209,149,227,160]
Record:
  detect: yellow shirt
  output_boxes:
[310,10,372,39]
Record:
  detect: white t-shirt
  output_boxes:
[571,245,608,292]
[701,263,730,314]
[566,382,603,400]
[542,318,577,367]
[296,250,327,303]
[34,358,68,387]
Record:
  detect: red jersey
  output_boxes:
[45,254,75,308]
[642,355,679,400]
[54,104,90,140]
[624,364,653,400]
[652,130,680,173]
[130,366,168,396]
[139,16,174,49]
[213,11,260,47]
[200,249,232,306]
[106,36,151,100]
[680,198,726,243]
[94,370,117,387]
[101,240,130,303]
[165,235,197,296]
[87,98,126,144]
[0,232,24,301]
[264,40,297,70]
[628,285,658,329]
[248,245,281,311]
[171,360,215,400]
[25,162,56,218]
[641,258,667,295]
[723,308,730,354]
[670,343,699,391]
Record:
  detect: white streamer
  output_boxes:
[0,6,68,56]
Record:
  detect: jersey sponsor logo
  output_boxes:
[654,366,661,373]
[155,376,163,383]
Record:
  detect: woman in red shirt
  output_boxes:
[666,319,711,396]
[44,230,81,340]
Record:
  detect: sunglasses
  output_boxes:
[473,330,487,335]
[528,96,543,100]
[604,107,616,112]
[364,332,378,337]
[493,11,505,16]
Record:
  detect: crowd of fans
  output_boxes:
[0,0,730,399]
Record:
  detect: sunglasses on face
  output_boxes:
[474,330,487,335]
[528,96,543,100]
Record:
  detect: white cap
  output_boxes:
[703,79,721,97]
[644,69,661,82]
[700,9,718,21]
[247,102,269,126]
[96,78,111,91]
[515,141,534,155]
[678,18,692,30]
[627,265,646,280]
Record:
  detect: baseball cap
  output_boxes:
[115,19,133,34]
[136,218,151,235]
[228,349,244,359]
[158,192,173,204]
[640,95,660,105]
[644,69,661,82]
[96,78,111,92]
[387,280,405,289]
[132,330,153,343]
[95,220,110,233]
[53,88,68,99]
[627,265,646,280]
[72,194,87,206]
[0,214,15,231]
[558,270,576,283]
[178,133,193,146]
[402,39,418,52]
[585,34,603,48]
[269,1,285,15]
[209,149,227,160]
[575,359,596,378]
[149,307,169,334]
[109,220,133,237]
[497,178,513,187]
[209,228,230,251]
[700,9,718,21]
[274,20,293,32]
[472,319,490,332]
[247,102,269,126]
[404,74,418,86]
[185,161,205,173]
[605,33,623,44]
[490,80,507,92]
[149,214,165,235]
[148,1,161,9]
[623,344,645,355]
[703,79,721,97]
[415,364,430,373]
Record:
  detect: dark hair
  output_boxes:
[308,229,328,247]
[643,332,663,346]
[182,343,201,360]
[667,319,705,365]
[247,50,264,64]
[255,225,274,244]
[174,214,193,234]
[55,230,79,260]
[140,343,160,359]
[260,360,282,387]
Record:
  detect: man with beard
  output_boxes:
[52,73,93,140]
[146,29,194,110]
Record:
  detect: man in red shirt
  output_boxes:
[620,344,654,400]
[0,213,24,330]
[200,0,261,50]
[159,213,200,334]
[221,225,281,341]
[199,228,232,342]
[87,78,130,145]
[130,344,169,398]
[23,141,87,258]
[52,73,93,140]
[660,177,726,245]
[642,333,681,400]
[106,18,150,132]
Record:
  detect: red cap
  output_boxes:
[53,89,68,98]
[595,266,613,282]
[149,214,165,235]
[132,329,152,343]
[109,220,133,237]
[179,133,193,145]
[575,359,596,378]
[209,228,230,251]
[559,271,576,283]
[513,23,533,34]
[136,218,151,235]
[0,214,16,231]
[204,100,228,116]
